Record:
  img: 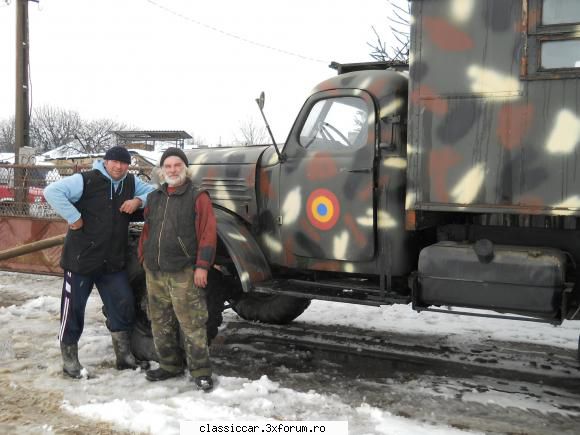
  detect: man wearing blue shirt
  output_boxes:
[44,146,155,378]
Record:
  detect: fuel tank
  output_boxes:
[417,241,566,319]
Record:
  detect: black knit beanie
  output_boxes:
[160,147,189,167]
[104,146,132,164]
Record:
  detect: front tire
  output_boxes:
[204,268,229,342]
[232,293,311,324]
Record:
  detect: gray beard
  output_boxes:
[164,170,187,187]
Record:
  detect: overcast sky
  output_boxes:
[0,0,395,146]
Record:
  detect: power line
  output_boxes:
[143,0,327,64]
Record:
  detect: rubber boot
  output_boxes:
[193,375,213,392]
[111,330,150,370]
[60,342,83,379]
[193,376,213,393]
[146,367,183,382]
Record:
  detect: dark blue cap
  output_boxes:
[104,146,131,164]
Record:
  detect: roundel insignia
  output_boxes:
[306,188,340,231]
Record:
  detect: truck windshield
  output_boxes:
[300,97,368,151]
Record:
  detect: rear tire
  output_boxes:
[232,293,311,324]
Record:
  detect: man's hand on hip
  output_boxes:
[69,218,84,230]
[194,268,208,288]
[119,198,142,214]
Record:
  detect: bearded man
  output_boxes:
[138,147,217,392]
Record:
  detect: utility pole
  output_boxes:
[15,0,31,161]
[14,0,35,213]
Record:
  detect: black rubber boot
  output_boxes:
[145,367,183,382]
[111,331,150,370]
[60,342,83,379]
[193,375,213,392]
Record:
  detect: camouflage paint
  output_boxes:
[187,71,410,278]
[184,0,579,285]
[213,207,271,292]
[406,0,580,217]
[184,146,267,222]
[280,87,375,263]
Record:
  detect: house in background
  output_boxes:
[41,145,160,169]
[112,130,192,151]
[0,153,14,164]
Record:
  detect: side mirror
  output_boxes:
[255,92,265,110]
[255,91,284,162]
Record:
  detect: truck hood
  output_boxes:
[183,145,271,223]
[184,145,269,166]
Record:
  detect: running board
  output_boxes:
[252,278,411,307]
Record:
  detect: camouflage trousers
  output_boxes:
[144,266,211,377]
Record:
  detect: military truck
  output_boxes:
[143,0,580,352]
[2,0,580,357]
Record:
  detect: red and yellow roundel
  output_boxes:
[306,188,340,231]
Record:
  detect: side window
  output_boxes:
[526,0,580,78]
[541,40,580,69]
[299,97,369,152]
[542,0,580,25]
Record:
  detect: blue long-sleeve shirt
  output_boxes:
[44,160,155,224]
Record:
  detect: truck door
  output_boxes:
[280,90,376,262]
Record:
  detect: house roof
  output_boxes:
[112,130,192,141]
[0,153,14,164]
[41,144,162,166]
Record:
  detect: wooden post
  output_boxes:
[0,234,66,261]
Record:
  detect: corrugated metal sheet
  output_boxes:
[0,217,66,275]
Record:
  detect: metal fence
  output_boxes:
[0,164,153,219]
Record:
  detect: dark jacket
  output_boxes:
[143,179,202,272]
[60,169,135,274]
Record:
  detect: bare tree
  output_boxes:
[185,133,208,148]
[1,108,132,157]
[368,0,410,63]
[29,105,82,152]
[73,118,126,154]
[0,117,15,153]
[234,118,269,146]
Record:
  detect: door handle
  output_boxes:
[346,168,372,173]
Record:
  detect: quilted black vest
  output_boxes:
[60,169,135,274]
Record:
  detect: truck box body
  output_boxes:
[407,0,580,217]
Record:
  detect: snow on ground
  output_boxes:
[0,270,577,434]
[300,301,579,351]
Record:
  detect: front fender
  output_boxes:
[215,207,271,292]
